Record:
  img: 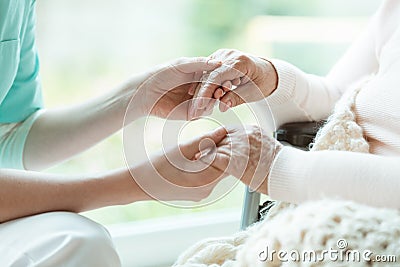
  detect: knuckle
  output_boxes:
[237,54,249,62]
[175,56,189,65]
[232,92,241,103]
[228,91,242,105]
[232,61,245,73]
[228,48,240,54]
[212,48,227,58]
[248,125,262,135]
[208,70,222,83]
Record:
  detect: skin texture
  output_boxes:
[0,127,227,222]
[1,57,224,223]
[24,57,221,170]
[190,49,278,115]
[2,49,279,222]
[130,127,228,202]
[200,126,283,194]
[188,49,281,194]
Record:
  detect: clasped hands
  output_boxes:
[129,49,282,201]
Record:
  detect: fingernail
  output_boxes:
[188,86,195,96]
[227,100,232,108]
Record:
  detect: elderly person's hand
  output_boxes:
[190,49,278,116]
[198,125,282,194]
[129,57,221,121]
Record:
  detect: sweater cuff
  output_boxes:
[268,146,312,203]
[265,59,297,106]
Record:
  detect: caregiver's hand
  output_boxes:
[191,49,278,114]
[199,125,283,194]
[24,57,220,171]
[131,57,221,120]
[129,127,228,201]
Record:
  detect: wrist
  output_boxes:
[123,71,152,121]
[258,57,278,97]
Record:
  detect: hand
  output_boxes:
[191,49,278,115]
[131,57,221,120]
[199,125,283,194]
[129,127,228,201]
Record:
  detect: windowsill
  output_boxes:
[107,210,241,267]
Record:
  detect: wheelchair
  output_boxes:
[240,121,323,229]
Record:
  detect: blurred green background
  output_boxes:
[35,0,379,225]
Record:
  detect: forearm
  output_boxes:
[0,168,149,223]
[24,72,149,170]
[268,147,400,209]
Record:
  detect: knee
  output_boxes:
[33,212,121,267]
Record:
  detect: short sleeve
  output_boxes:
[0,0,43,123]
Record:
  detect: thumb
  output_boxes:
[198,148,230,174]
[179,127,227,159]
[174,57,222,74]
[219,90,245,112]
[219,82,264,112]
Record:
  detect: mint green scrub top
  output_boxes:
[0,0,44,169]
[0,0,43,122]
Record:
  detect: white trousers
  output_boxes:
[0,212,121,267]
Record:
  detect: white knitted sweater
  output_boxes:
[266,0,400,208]
[173,81,400,266]
[175,2,400,264]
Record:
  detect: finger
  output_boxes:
[189,73,210,118]
[188,71,205,96]
[219,99,233,112]
[203,98,216,115]
[189,72,210,118]
[213,88,224,99]
[174,57,222,74]
[192,107,206,119]
[219,82,262,111]
[194,81,219,110]
[232,77,241,86]
[219,91,245,112]
[194,151,201,160]
[193,70,204,82]
[194,97,215,118]
[179,127,227,159]
[221,80,232,91]
[188,83,197,96]
[198,148,230,174]
[196,65,246,109]
[241,76,250,84]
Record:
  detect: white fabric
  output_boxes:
[237,200,400,266]
[173,70,383,267]
[266,0,400,208]
[174,2,400,265]
[0,212,121,267]
[0,110,44,170]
